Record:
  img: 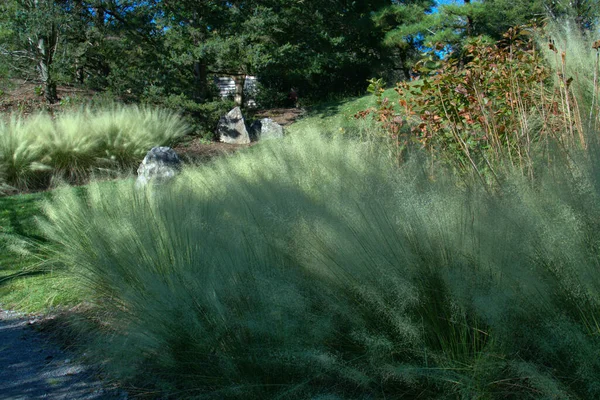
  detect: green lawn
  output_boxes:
[0,191,48,273]
[0,191,86,312]
[288,87,400,135]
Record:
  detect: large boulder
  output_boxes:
[217,107,250,144]
[249,118,284,142]
[136,146,182,187]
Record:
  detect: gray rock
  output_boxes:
[217,107,251,144]
[249,118,284,141]
[136,146,182,187]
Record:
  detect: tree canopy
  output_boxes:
[0,0,598,107]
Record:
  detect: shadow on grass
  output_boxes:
[305,98,357,119]
[0,270,49,287]
[0,193,49,241]
[0,192,49,275]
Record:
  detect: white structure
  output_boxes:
[214,75,257,98]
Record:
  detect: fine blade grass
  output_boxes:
[0,115,52,191]
[37,128,600,398]
[0,105,190,191]
[4,21,600,400]
[543,22,598,122]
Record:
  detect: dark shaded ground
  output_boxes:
[172,140,253,165]
[172,107,305,164]
[253,107,305,126]
[0,310,126,400]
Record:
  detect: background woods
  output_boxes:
[3,1,595,112]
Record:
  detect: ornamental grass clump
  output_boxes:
[39,129,600,398]
[0,105,189,191]
[544,22,600,134]
[90,105,191,165]
[0,115,52,190]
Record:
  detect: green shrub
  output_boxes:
[149,94,235,140]
[39,129,600,398]
[251,81,291,108]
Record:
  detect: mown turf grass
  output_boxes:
[0,191,48,273]
[1,189,93,313]
[0,191,70,311]
[0,192,47,241]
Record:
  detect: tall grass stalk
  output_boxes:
[359,25,598,182]
[39,129,600,398]
[543,22,599,139]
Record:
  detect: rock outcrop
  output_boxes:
[136,146,182,187]
[249,118,284,142]
[217,107,251,144]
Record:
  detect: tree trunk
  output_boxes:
[233,75,245,107]
[35,31,58,104]
[40,63,57,104]
[95,6,105,26]
[193,61,208,101]
[76,65,85,84]
[397,49,411,81]
[190,9,209,102]
[75,58,84,84]
[464,0,473,37]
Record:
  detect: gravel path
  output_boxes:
[0,310,126,400]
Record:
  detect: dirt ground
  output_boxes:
[0,80,98,116]
[173,107,305,164]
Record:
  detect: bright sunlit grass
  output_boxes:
[288,87,400,135]
[0,105,190,191]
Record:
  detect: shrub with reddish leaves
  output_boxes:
[358,27,584,180]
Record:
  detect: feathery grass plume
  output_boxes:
[543,22,597,109]
[45,111,104,182]
[38,128,600,398]
[0,114,53,190]
[91,104,190,166]
[540,21,600,146]
[0,105,189,190]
